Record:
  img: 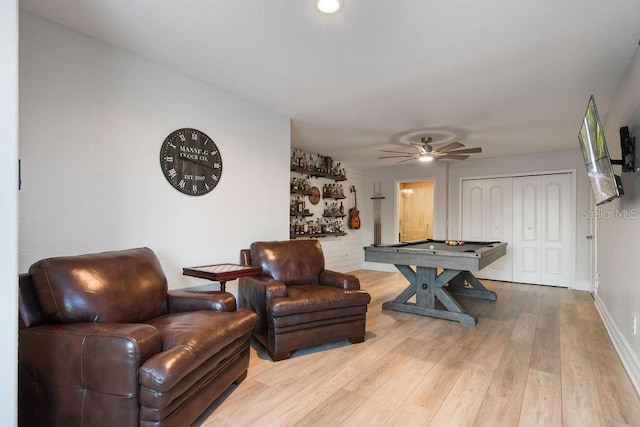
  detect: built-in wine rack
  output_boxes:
[290,148,348,239]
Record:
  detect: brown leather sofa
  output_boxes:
[18,247,258,427]
[239,240,371,361]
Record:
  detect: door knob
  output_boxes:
[586,235,593,239]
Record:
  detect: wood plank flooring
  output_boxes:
[194,270,640,426]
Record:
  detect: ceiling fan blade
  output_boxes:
[379,149,415,155]
[398,158,416,163]
[446,147,482,155]
[378,155,414,159]
[434,142,464,152]
[439,154,470,160]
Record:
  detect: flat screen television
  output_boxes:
[578,95,623,205]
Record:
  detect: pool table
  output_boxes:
[363,239,507,325]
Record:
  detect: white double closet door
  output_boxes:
[461,173,573,287]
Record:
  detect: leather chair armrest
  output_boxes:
[240,275,288,303]
[238,275,287,330]
[167,290,237,312]
[320,269,361,290]
[19,322,161,397]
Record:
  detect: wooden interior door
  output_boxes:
[398,181,434,242]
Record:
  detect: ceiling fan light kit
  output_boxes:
[378,136,482,163]
[317,0,341,14]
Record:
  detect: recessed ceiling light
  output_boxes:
[317,0,341,14]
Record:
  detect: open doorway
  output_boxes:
[398,180,434,242]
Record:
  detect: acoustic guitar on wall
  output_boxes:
[348,186,361,229]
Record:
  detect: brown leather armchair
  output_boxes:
[18,247,258,427]
[239,240,371,361]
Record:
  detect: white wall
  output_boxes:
[19,13,291,295]
[448,148,592,289]
[1,1,19,425]
[362,161,449,271]
[289,157,364,273]
[362,149,592,284]
[596,47,640,393]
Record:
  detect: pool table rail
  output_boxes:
[363,241,506,271]
[363,240,507,325]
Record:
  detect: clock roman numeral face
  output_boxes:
[159,128,223,196]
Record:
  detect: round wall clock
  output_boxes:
[159,128,223,196]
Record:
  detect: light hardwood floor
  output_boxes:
[195,270,640,426]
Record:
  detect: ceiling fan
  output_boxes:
[378,137,482,163]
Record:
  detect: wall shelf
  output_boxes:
[290,148,348,239]
[290,232,347,240]
[290,166,346,182]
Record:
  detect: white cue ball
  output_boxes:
[429,245,434,250]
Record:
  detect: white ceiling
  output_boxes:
[20,0,640,168]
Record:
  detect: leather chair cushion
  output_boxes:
[251,240,324,285]
[29,247,168,323]
[270,285,371,317]
[139,310,257,392]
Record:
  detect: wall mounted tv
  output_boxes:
[578,95,624,206]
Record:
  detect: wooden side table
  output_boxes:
[182,264,262,292]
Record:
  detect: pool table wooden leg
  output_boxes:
[382,266,481,325]
[447,271,497,301]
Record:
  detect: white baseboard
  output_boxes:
[572,279,591,291]
[362,262,397,272]
[594,295,640,397]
